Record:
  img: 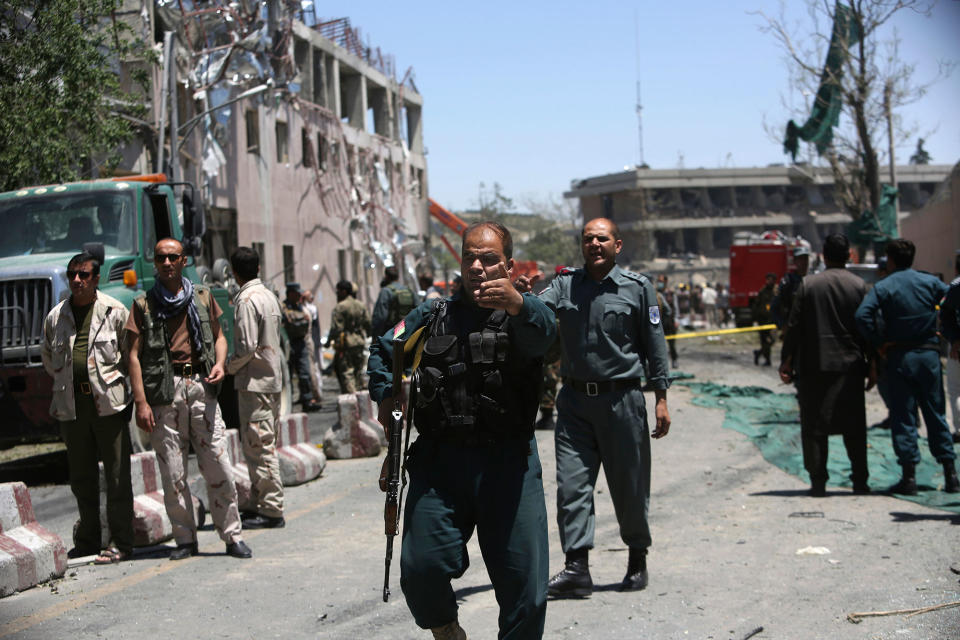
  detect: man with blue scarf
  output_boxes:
[126,238,252,560]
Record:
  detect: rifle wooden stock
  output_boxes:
[383,338,406,602]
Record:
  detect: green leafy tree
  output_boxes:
[0,0,151,191]
[476,181,514,221]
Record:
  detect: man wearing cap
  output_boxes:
[41,251,134,563]
[226,247,285,529]
[126,238,252,559]
[282,283,320,412]
[326,280,371,393]
[372,265,417,338]
[773,246,811,330]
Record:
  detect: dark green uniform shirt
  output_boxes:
[71,301,93,385]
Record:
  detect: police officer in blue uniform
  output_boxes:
[538,217,672,598]
[368,221,556,640]
[855,239,959,494]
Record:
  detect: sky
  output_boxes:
[317,1,960,212]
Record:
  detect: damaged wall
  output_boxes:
[119,0,428,321]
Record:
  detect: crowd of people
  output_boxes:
[40,220,959,640]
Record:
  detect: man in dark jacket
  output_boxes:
[779,234,872,497]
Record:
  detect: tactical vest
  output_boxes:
[386,282,415,327]
[134,286,217,406]
[412,300,542,443]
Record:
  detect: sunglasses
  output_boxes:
[155,253,182,263]
[66,270,93,280]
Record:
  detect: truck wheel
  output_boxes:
[195,265,213,285]
[212,258,232,284]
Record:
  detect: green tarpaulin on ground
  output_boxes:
[680,381,960,514]
[783,2,862,160]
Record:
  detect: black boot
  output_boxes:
[887,463,918,496]
[547,549,592,598]
[535,408,555,431]
[944,460,959,494]
[619,547,648,592]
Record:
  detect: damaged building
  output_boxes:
[115,1,428,318]
[565,164,952,269]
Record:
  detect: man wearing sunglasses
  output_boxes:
[41,251,134,564]
[125,238,252,560]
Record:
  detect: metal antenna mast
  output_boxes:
[634,11,645,167]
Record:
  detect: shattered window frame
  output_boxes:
[245,110,259,155]
[276,121,289,164]
[301,127,312,168]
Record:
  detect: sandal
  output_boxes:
[93,546,130,565]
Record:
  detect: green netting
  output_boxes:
[680,381,960,513]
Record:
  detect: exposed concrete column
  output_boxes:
[326,56,338,113]
[697,227,714,254]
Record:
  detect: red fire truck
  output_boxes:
[729,230,810,327]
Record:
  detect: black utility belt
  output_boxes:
[419,429,530,448]
[563,377,642,397]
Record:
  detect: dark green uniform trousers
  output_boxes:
[555,385,652,552]
[887,349,957,465]
[60,395,134,554]
[400,435,548,639]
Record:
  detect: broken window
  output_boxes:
[276,121,289,164]
[302,128,312,168]
[283,244,295,284]
[316,132,326,169]
[245,110,259,154]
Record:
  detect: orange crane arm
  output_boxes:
[429,198,470,261]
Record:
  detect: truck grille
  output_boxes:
[1,278,53,366]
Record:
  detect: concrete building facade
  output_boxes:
[565,164,952,266]
[116,5,428,322]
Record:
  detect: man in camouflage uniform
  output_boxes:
[326,280,371,393]
[126,238,251,560]
[752,272,777,366]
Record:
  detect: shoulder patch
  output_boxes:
[649,305,661,325]
[558,266,577,276]
[620,269,650,285]
[391,319,406,340]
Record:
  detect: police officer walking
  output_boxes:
[855,239,959,494]
[126,238,252,559]
[538,217,671,598]
[752,272,777,366]
[226,247,286,529]
[368,221,556,640]
[326,280,371,393]
[41,251,134,563]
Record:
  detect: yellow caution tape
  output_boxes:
[667,324,777,340]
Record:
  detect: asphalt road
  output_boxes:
[2,338,958,639]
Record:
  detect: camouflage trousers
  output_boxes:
[540,358,562,411]
[238,390,284,518]
[150,374,242,545]
[334,345,367,394]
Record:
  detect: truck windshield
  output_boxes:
[0,191,137,258]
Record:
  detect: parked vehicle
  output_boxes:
[0,174,239,450]
[728,230,809,327]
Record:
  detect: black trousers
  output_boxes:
[801,427,868,486]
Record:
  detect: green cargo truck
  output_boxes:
[0,173,243,449]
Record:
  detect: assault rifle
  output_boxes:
[382,338,406,602]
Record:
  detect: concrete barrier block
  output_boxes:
[276,413,327,484]
[355,390,387,446]
[0,482,67,598]
[222,429,255,513]
[325,394,381,459]
[89,452,203,548]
